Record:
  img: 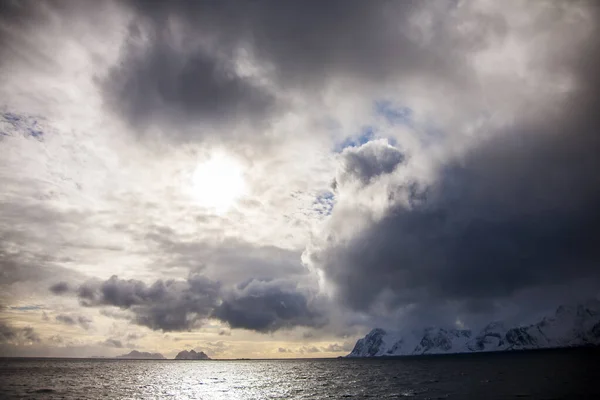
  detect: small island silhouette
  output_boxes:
[114,349,212,360]
[116,350,166,360]
[174,349,211,360]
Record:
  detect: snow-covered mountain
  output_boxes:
[348,299,600,357]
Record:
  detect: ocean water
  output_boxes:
[1,348,598,399]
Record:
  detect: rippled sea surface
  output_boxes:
[1,348,599,399]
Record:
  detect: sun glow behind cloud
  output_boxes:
[190,152,247,213]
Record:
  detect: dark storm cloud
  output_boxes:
[101,0,500,138]
[213,279,326,333]
[76,274,221,332]
[53,274,323,333]
[122,0,426,83]
[103,23,276,137]
[336,140,405,187]
[55,314,92,330]
[312,9,600,316]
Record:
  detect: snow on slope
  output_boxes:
[348,299,600,357]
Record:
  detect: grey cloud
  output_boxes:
[0,322,40,344]
[143,232,307,284]
[0,239,81,288]
[213,279,326,333]
[278,347,290,353]
[54,314,76,325]
[54,273,325,333]
[0,201,87,299]
[99,0,500,140]
[336,140,405,187]
[315,128,600,319]
[0,322,18,342]
[125,0,480,88]
[49,282,70,294]
[77,274,221,332]
[102,21,276,138]
[55,314,93,330]
[309,8,600,325]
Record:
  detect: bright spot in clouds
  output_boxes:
[191,152,246,213]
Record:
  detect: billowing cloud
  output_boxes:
[306,2,600,326]
[335,140,405,187]
[96,0,516,146]
[51,275,324,333]
[213,279,326,333]
[74,274,221,332]
[102,19,277,139]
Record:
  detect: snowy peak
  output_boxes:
[348,328,388,357]
[348,327,472,357]
[348,300,600,357]
[413,328,472,355]
[466,322,507,351]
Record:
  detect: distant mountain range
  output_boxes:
[174,350,211,360]
[115,349,211,360]
[116,350,166,359]
[348,299,600,357]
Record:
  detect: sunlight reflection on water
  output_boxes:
[1,351,598,399]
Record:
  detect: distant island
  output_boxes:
[116,350,166,360]
[174,350,211,360]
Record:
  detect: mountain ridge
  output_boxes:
[348,299,600,357]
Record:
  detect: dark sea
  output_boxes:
[1,348,599,399]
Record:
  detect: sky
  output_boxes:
[1,0,600,359]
